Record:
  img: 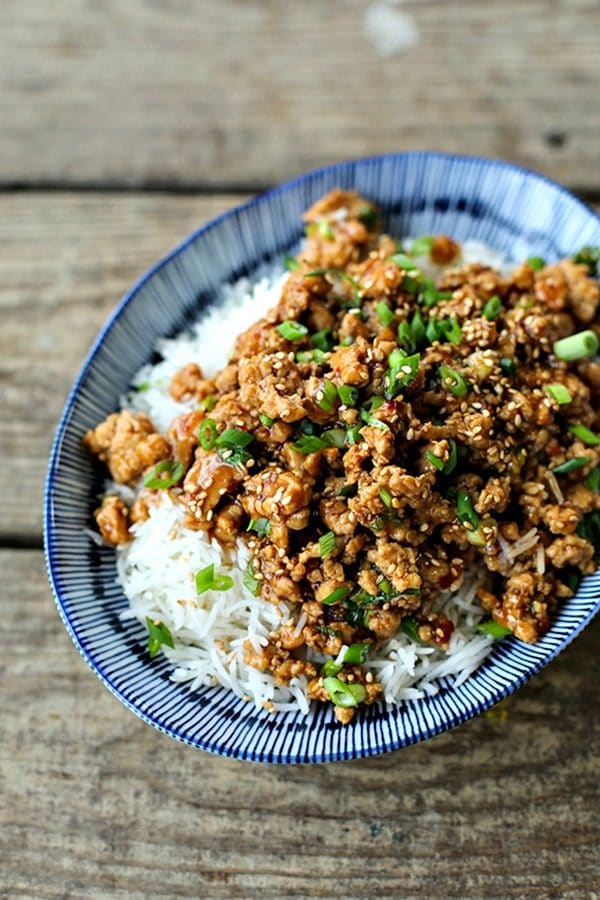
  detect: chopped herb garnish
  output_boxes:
[476,621,512,638]
[145,617,175,658]
[409,235,434,257]
[573,246,600,277]
[376,300,395,327]
[397,320,415,353]
[421,278,452,308]
[292,434,327,454]
[401,616,422,643]
[358,205,378,230]
[284,254,301,271]
[586,467,600,492]
[311,328,333,352]
[389,252,418,271]
[322,586,351,606]
[384,349,420,398]
[318,218,335,239]
[340,335,354,346]
[568,424,600,445]
[410,309,427,348]
[316,379,338,413]
[259,414,274,427]
[443,439,458,475]
[527,256,546,271]
[360,395,388,429]
[379,488,392,507]
[243,562,261,596]
[323,676,366,708]
[426,316,442,344]
[337,384,359,407]
[425,450,445,472]
[577,510,600,548]
[199,394,217,411]
[545,383,572,405]
[295,348,326,364]
[456,489,480,532]
[195,563,234,595]
[321,659,342,677]
[553,330,599,361]
[198,417,217,451]
[246,517,271,537]
[551,457,591,475]
[439,365,469,398]
[322,427,347,449]
[500,357,517,376]
[319,531,336,558]
[143,459,185,490]
[342,643,369,665]
[482,295,502,320]
[215,427,254,465]
[345,424,363,445]
[438,316,463,346]
[339,483,357,498]
[136,381,151,392]
[276,319,309,342]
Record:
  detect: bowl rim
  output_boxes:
[43,151,600,763]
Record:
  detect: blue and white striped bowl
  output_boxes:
[44,153,600,763]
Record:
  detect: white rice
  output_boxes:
[108,241,510,714]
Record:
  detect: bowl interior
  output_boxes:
[45,153,600,762]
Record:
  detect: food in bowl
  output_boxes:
[83,189,600,724]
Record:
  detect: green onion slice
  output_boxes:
[379,488,392,508]
[143,460,184,490]
[568,424,600,445]
[145,617,175,658]
[376,301,395,327]
[476,621,512,638]
[456,489,479,531]
[345,424,363,445]
[553,330,599,361]
[246,517,271,537]
[319,531,336,558]
[276,319,309,342]
[389,252,418,271]
[259,414,274,427]
[409,235,434,257]
[322,586,351,606]
[342,643,369,665]
[195,563,234,595]
[215,427,254,465]
[316,379,338,413]
[385,350,420,398]
[199,418,217,451]
[425,450,445,471]
[199,394,217,411]
[358,205,378,230]
[586,467,600,492]
[482,295,502,320]
[243,562,261,596]
[573,246,600,277]
[318,218,335,239]
[443,439,458,475]
[401,616,422,643]
[545,384,572,405]
[439,365,469,398]
[438,316,463,346]
[527,256,546,271]
[397,320,415,353]
[284,254,301,272]
[311,328,333,352]
[551,457,591,475]
[322,428,347,449]
[292,434,327,454]
[338,384,359,407]
[323,677,367,708]
[321,659,342,677]
[500,358,517,376]
[360,395,388,430]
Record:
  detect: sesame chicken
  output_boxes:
[85,189,600,722]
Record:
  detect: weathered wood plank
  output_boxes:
[1,549,598,898]
[0,192,247,540]
[2,0,599,190]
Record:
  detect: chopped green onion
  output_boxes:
[322,586,351,606]
[439,365,469,398]
[577,510,600,547]
[292,434,327,454]
[136,381,151,392]
[321,659,342,677]
[246,517,271,537]
[296,348,326,364]
[562,568,582,594]
[345,424,363,445]
[443,439,458,475]
[410,310,427,349]
[199,394,217,411]
[358,205,378,230]
[276,319,309,342]
[316,379,338,413]
[425,450,445,471]
[243,562,261,596]
[385,350,420,399]
[551,457,591,475]
[482,295,502,320]
[379,577,394,596]
[553,330,599,361]
[343,643,369,665]
[340,335,354,346]
[456,489,479,531]
[311,328,333,352]
[426,317,441,344]
[322,428,347,449]
[145,617,175,658]
[195,563,234,595]
[401,616,422,643]
[409,235,434,257]
[198,418,217,450]
[586,467,600,492]
[403,274,423,294]
[389,252,418,271]
[323,676,366,708]
[318,218,335,239]
[339,483,357,498]
[143,460,184,490]
[379,488,392,507]
[397,321,415,353]
[527,256,546,271]
[376,301,395,327]
[284,254,301,271]
[215,427,254,465]
[500,358,517,376]
[421,278,452,308]
[259,414,274,427]
[438,316,463,346]
[573,246,600,277]
[338,384,359,407]
[568,424,600,445]
[360,395,388,430]
[476,621,512,638]
[545,383,572,405]
[319,531,336,558]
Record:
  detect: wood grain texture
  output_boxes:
[0,192,247,541]
[1,549,599,899]
[2,0,599,191]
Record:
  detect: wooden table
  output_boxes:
[1,3,598,897]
